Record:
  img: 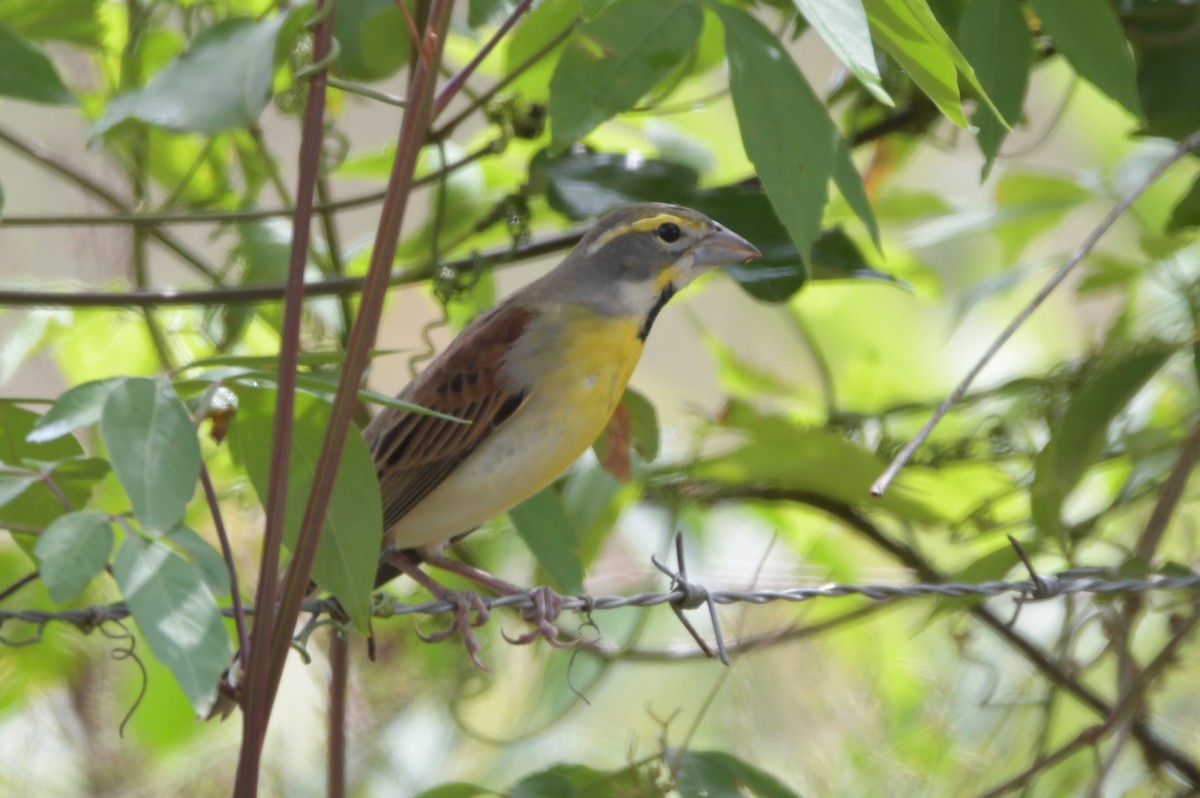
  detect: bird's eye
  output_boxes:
[655,222,681,243]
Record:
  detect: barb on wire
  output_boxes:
[651,533,728,665]
[1005,534,1064,627]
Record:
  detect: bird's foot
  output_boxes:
[422,553,575,650]
[503,586,573,649]
[416,588,491,670]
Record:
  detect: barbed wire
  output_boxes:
[4,563,1198,649]
[4,533,1198,670]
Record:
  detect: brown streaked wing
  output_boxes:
[363,302,534,531]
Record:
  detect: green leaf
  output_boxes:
[1028,0,1143,121]
[411,785,490,798]
[833,139,880,247]
[1076,253,1142,296]
[0,22,75,105]
[504,0,580,101]
[0,475,38,509]
[791,0,891,106]
[0,405,95,537]
[1136,29,1200,140]
[509,764,634,797]
[862,0,962,124]
[620,386,659,462]
[991,171,1095,262]
[676,750,803,798]
[224,219,296,340]
[715,5,838,261]
[960,0,1032,179]
[27,377,127,443]
[100,377,201,537]
[0,308,70,385]
[529,149,700,220]
[0,0,104,48]
[809,227,898,285]
[904,170,1094,264]
[33,510,114,603]
[688,402,943,524]
[112,533,231,716]
[1166,173,1200,233]
[93,13,298,137]
[227,387,381,631]
[144,128,234,206]
[469,0,519,28]
[547,0,703,153]
[508,487,584,594]
[1031,347,1172,545]
[508,772,578,798]
[166,525,231,598]
[334,0,414,82]
[863,0,1002,128]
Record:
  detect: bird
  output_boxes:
[363,202,760,660]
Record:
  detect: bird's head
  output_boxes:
[546,203,761,338]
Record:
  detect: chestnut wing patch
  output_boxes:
[364,304,533,532]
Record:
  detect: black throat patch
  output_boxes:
[638,282,677,341]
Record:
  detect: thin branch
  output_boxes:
[0,230,583,307]
[430,14,578,141]
[0,189,386,227]
[316,175,353,347]
[1135,420,1200,562]
[432,0,534,117]
[328,77,407,107]
[0,139,494,229]
[872,126,1200,497]
[0,125,221,281]
[978,600,1200,798]
[0,571,39,603]
[234,0,337,789]
[200,464,248,668]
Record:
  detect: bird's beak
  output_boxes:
[693,226,762,267]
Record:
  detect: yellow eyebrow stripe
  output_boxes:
[584,213,705,256]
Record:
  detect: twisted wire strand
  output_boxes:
[4,572,1198,630]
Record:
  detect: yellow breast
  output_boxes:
[386,303,644,550]
[518,308,644,487]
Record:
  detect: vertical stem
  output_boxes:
[327,632,349,798]
[316,176,353,348]
[233,2,337,793]
[200,465,249,666]
[258,0,454,718]
[125,0,172,369]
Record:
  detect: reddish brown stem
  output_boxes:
[328,633,349,798]
[233,1,337,792]
[256,0,455,730]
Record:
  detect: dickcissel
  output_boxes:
[364,202,759,656]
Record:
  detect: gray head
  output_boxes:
[536,203,761,335]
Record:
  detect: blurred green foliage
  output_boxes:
[1,0,1200,795]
